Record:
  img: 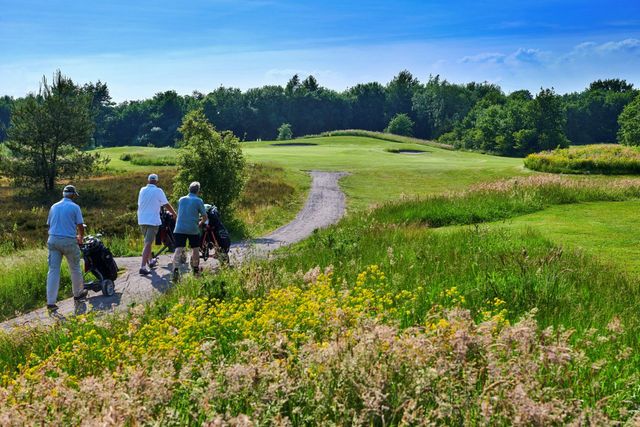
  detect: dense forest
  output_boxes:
[0,71,637,156]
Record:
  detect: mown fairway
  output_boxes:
[100,135,528,211]
[494,200,640,273]
[244,136,528,210]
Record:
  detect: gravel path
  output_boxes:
[1,171,347,331]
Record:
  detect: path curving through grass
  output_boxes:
[0,171,347,331]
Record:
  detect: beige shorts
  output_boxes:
[140,225,159,244]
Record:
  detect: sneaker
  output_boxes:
[46,304,59,312]
[172,268,180,282]
[148,258,158,269]
[192,266,201,276]
[139,267,151,276]
[73,290,88,301]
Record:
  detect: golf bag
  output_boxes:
[81,234,118,296]
[153,207,176,257]
[200,204,231,263]
[206,205,231,252]
[82,235,118,281]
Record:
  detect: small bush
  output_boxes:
[385,113,414,136]
[524,144,640,174]
[119,153,132,161]
[173,109,246,214]
[277,123,293,141]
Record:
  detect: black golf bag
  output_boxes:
[200,204,231,263]
[206,205,231,252]
[81,234,118,296]
[153,207,176,257]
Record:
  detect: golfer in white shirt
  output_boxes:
[137,173,176,275]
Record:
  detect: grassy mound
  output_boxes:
[524,144,640,174]
[316,129,454,149]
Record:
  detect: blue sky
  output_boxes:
[1,0,639,101]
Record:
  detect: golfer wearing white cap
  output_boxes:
[137,173,176,275]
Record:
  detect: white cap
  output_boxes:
[148,173,158,181]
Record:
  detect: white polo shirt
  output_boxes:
[137,184,169,226]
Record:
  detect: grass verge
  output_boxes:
[524,144,640,174]
[489,199,640,274]
[0,249,71,320]
[372,175,640,226]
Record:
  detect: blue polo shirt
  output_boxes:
[47,198,84,238]
[174,193,206,235]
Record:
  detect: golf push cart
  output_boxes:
[80,232,118,297]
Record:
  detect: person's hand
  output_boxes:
[76,235,83,245]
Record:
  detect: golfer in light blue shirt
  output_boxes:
[172,181,207,280]
[46,185,87,312]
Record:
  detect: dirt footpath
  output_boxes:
[1,171,347,331]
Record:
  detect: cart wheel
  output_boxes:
[101,279,115,297]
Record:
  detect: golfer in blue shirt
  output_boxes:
[46,185,87,312]
[172,181,207,281]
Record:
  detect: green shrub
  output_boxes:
[618,93,640,146]
[173,109,246,214]
[277,123,293,140]
[385,113,414,136]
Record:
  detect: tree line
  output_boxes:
[0,71,638,157]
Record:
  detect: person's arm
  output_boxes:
[198,201,207,227]
[163,203,176,218]
[159,190,176,218]
[76,207,85,245]
[76,224,85,245]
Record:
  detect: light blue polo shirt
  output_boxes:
[174,193,206,235]
[47,198,84,238]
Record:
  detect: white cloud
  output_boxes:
[507,48,548,64]
[460,48,549,66]
[460,52,506,64]
[566,38,640,60]
[597,38,640,54]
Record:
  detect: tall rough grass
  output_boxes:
[0,260,636,424]
[119,152,177,166]
[0,249,71,320]
[524,144,640,174]
[373,175,640,226]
